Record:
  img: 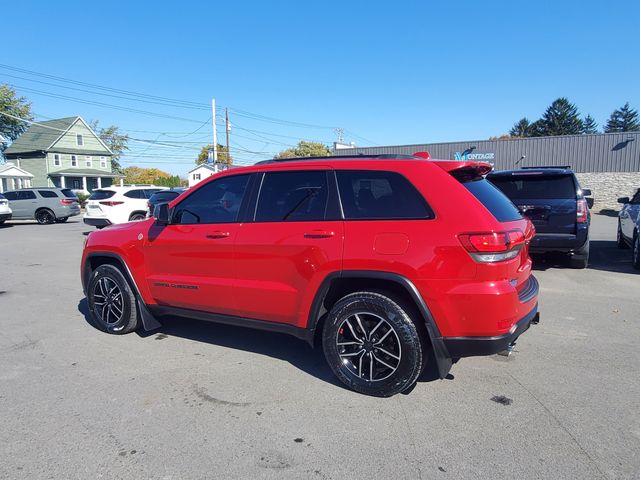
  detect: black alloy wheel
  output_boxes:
[35,209,55,225]
[87,264,139,334]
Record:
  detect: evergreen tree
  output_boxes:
[604,102,640,133]
[582,114,599,134]
[537,97,583,136]
[509,118,532,137]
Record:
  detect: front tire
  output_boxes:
[632,234,640,270]
[87,264,140,334]
[35,208,55,225]
[322,291,426,397]
[617,220,629,249]
[55,217,69,223]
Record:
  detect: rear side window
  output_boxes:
[61,189,78,198]
[255,171,329,222]
[3,192,17,200]
[88,190,116,200]
[17,191,36,200]
[38,190,59,198]
[143,189,163,199]
[463,179,522,222]
[336,170,433,220]
[489,175,577,200]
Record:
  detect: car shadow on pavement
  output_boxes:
[531,240,636,274]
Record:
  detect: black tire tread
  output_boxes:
[87,264,139,334]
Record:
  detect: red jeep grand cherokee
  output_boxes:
[81,154,539,397]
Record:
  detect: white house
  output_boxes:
[187,163,235,187]
[0,162,34,192]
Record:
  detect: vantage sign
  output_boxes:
[454,151,495,161]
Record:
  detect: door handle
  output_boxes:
[304,230,335,239]
[206,231,230,239]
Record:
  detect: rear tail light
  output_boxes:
[60,198,76,205]
[576,198,588,223]
[458,230,525,263]
[99,201,125,206]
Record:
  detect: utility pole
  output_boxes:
[212,98,218,162]
[225,108,231,164]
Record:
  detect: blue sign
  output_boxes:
[454,151,495,161]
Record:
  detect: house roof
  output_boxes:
[3,117,113,156]
[186,163,237,174]
[48,168,123,178]
[0,162,34,178]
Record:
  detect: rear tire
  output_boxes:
[87,264,140,334]
[55,217,69,223]
[569,241,589,269]
[617,220,629,249]
[35,208,55,225]
[633,234,640,270]
[322,291,426,397]
[129,212,146,221]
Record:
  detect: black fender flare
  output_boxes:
[307,270,452,379]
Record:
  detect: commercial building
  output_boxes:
[334,131,640,211]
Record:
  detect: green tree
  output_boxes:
[123,166,170,184]
[535,98,583,136]
[275,140,331,159]
[0,84,33,157]
[582,114,599,134]
[196,144,231,165]
[509,118,533,137]
[89,120,129,173]
[604,102,640,133]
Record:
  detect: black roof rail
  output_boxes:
[255,154,419,165]
[521,165,571,170]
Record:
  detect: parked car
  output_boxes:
[488,166,591,268]
[81,154,539,397]
[146,188,187,217]
[617,188,640,269]
[2,188,80,224]
[83,185,166,228]
[0,193,12,224]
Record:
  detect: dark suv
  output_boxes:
[488,167,591,268]
[81,154,539,396]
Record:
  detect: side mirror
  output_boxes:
[581,188,592,197]
[154,202,171,224]
[617,197,630,205]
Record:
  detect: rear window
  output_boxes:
[463,179,522,222]
[38,190,59,198]
[143,189,163,198]
[89,190,116,200]
[489,175,577,200]
[61,189,78,198]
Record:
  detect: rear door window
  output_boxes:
[489,175,577,199]
[255,171,329,222]
[17,191,36,200]
[124,190,144,199]
[38,190,59,198]
[463,179,522,222]
[336,170,433,220]
[88,190,116,200]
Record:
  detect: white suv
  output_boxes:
[83,185,165,228]
[0,193,12,224]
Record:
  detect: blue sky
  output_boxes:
[1,0,638,175]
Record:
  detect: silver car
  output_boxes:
[2,188,81,224]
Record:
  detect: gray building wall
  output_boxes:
[335,132,640,212]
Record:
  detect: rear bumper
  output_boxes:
[83,217,112,227]
[529,228,588,254]
[443,304,539,358]
[0,213,12,222]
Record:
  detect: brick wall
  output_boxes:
[576,172,640,212]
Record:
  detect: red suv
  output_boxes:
[81,154,539,396]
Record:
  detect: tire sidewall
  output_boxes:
[633,235,640,270]
[87,265,138,334]
[323,292,424,397]
[130,213,145,221]
[36,209,55,225]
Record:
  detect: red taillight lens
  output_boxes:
[99,201,125,206]
[458,230,525,263]
[576,198,588,223]
[60,198,76,205]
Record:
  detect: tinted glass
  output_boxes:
[489,175,577,200]
[38,190,59,198]
[150,191,180,203]
[61,189,78,198]
[256,171,328,222]
[463,179,522,222]
[3,192,17,200]
[143,189,163,199]
[336,170,432,220]
[173,174,249,224]
[17,191,36,200]
[124,190,144,199]
[88,190,116,200]
[0,194,5,200]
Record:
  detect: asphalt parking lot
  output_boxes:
[0,214,639,480]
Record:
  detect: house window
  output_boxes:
[76,134,84,146]
[71,155,78,167]
[85,156,92,167]
[53,154,61,166]
[100,156,107,168]
[193,173,201,180]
